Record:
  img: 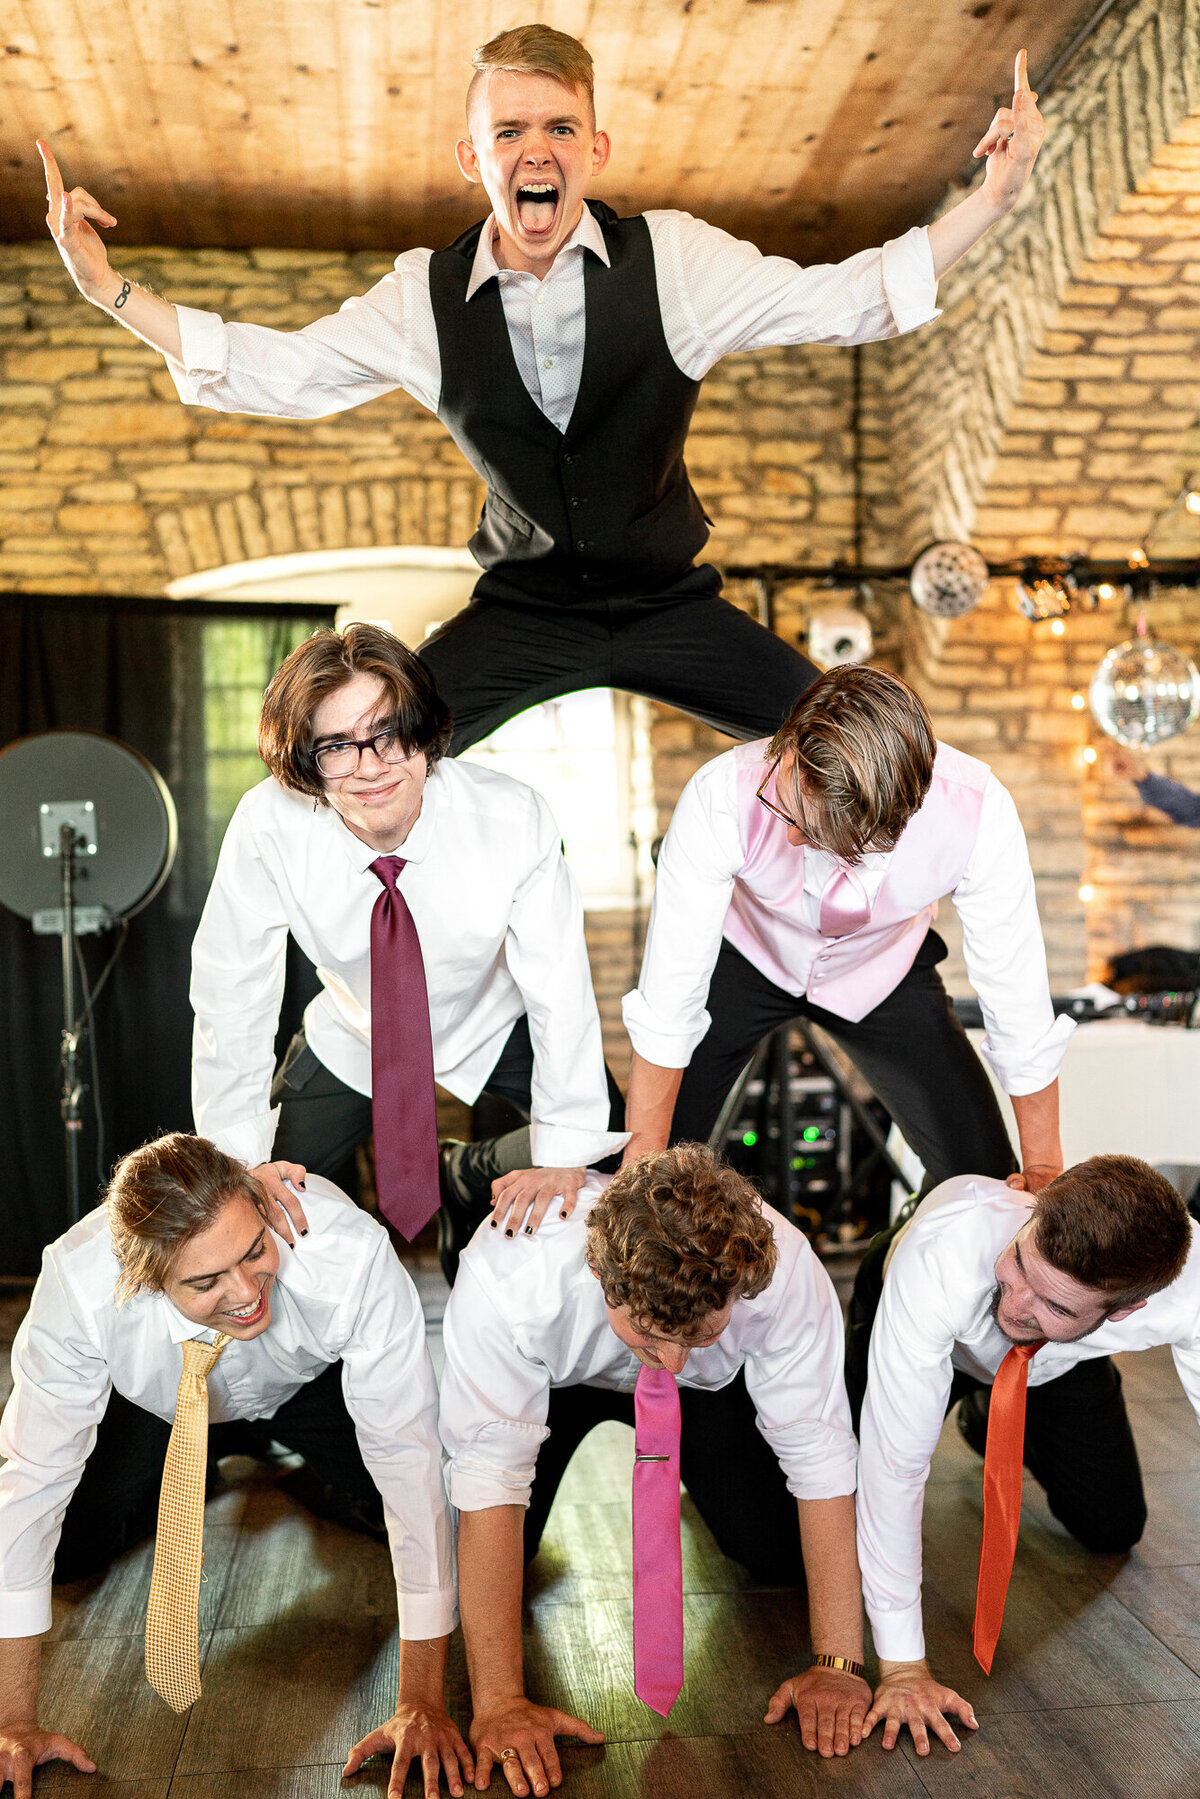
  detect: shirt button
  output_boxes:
[536,292,545,305]
[543,358,554,369]
[570,497,581,509]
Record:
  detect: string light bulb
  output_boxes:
[1050,618,1067,636]
[1079,884,1095,903]
[1082,745,1097,764]
[1070,693,1086,710]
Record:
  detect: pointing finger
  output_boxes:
[35,138,64,207]
[1014,47,1032,94]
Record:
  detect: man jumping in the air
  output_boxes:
[37,26,1045,752]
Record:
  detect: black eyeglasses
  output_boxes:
[310,725,416,779]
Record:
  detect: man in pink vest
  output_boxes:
[616,666,1071,1198]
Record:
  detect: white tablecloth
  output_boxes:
[972,1020,1200,1169]
[888,1020,1200,1197]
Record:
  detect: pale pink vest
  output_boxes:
[723,739,988,1023]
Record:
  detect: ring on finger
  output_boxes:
[499,1748,517,1761]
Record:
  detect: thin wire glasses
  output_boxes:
[311,725,415,779]
[755,762,806,833]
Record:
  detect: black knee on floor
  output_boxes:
[1058,1503,1147,1555]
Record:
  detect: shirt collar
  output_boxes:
[465,204,611,300]
[333,766,441,874]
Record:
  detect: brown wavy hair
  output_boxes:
[586,1144,777,1338]
[106,1133,268,1303]
[767,664,936,863]
[257,623,453,802]
[1032,1154,1191,1306]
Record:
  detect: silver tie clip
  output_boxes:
[635,1452,670,1462]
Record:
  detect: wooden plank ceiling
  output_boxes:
[2,0,1096,261]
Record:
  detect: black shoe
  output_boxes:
[436,1140,481,1287]
[956,1388,990,1458]
[277,1464,387,1542]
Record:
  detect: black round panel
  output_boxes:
[0,730,178,922]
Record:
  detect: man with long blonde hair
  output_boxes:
[0,1133,468,1798]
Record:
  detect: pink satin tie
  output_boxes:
[368,856,441,1241]
[819,864,871,938]
[632,1364,684,1717]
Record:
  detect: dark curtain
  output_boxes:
[0,592,336,1275]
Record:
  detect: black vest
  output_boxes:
[428,202,710,605]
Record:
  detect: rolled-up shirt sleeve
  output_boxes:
[504,796,629,1168]
[652,211,940,381]
[171,251,435,417]
[190,795,291,1169]
[0,1253,112,1637]
[338,1231,457,1640]
[743,1240,858,1500]
[857,1235,959,1664]
[439,1262,553,1513]
[622,761,743,1068]
[952,774,1074,1096]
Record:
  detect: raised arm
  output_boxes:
[37,139,183,362]
[926,51,1046,279]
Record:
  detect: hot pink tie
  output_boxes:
[368,856,440,1241]
[632,1364,684,1717]
[819,865,871,938]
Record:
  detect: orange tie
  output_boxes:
[972,1339,1043,1674]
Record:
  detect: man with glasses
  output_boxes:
[190,623,626,1273]
[619,666,1071,1198]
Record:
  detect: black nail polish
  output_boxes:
[489,1218,497,1229]
[524,1224,532,1235]
[300,1229,308,1237]
[505,1228,514,1238]
[559,1209,568,1219]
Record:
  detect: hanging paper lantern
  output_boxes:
[909,542,989,618]
[1089,629,1200,746]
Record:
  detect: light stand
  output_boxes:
[58,820,84,1223]
[0,732,178,1232]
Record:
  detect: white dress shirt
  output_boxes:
[622,745,1072,1096]
[0,1176,456,1641]
[438,1174,857,1513]
[857,1175,1200,1662]
[191,757,627,1172]
[169,206,939,426]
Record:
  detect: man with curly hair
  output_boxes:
[439,1144,869,1793]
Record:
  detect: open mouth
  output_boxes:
[223,1281,270,1328]
[514,180,560,235]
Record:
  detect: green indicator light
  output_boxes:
[802,1125,821,1142]
[790,1155,803,1170]
[742,1130,758,1147]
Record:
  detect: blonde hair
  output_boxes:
[106,1133,268,1303]
[768,665,936,863]
[468,24,596,127]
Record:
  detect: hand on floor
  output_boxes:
[0,1725,95,1799]
[469,1697,604,1796]
[765,1664,871,1757]
[343,1702,474,1798]
[862,1660,977,1755]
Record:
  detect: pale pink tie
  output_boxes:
[819,865,871,938]
[632,1364,684,1716]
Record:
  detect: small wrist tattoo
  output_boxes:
[114,280,131,310]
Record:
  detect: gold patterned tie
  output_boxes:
[145,1333,231,1712]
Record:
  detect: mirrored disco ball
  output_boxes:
[909,542,989,618]
[1089,634,1200,746]
[1015,576,1072,622]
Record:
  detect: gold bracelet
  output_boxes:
[812,1652,866,1680]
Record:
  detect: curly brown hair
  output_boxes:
[586,1144,778,1338]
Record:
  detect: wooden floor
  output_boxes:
[7,1260,1200,1799]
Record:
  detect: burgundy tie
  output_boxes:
[632,1364,684,1717]
[368,856,440,1240]
[819,865,871,938]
